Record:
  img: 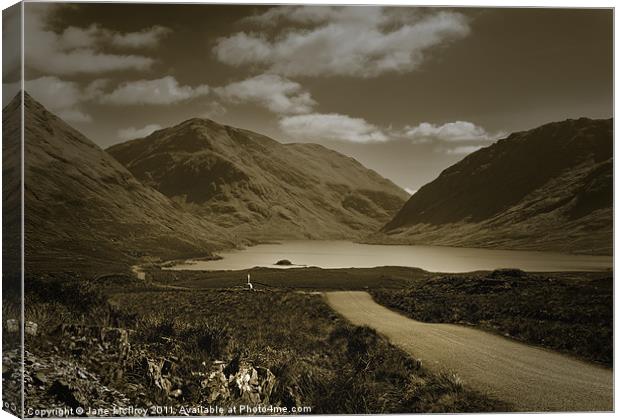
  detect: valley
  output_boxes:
[5,93,613,414]
[4,3,613,416]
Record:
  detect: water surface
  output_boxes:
[168,240,612,273]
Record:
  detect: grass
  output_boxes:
[110,286,507,413]
[20,274,508,414]
[371,269,612,365]
[20,265,610,414]
[145,265,429,290]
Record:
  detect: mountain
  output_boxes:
[11,93,234,274]
[107,118,408,240]
[381,118,612,255]
[3,94,22,288]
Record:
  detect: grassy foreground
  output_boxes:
[372,269,612,365]
[12,274,507,415]
[146,265,613,365]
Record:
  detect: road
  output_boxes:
[324,291,613,412]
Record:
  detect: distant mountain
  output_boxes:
[12,93,234,274]
[107,118,408,240]
[381,118,612,255]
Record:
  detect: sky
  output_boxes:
[6,3,613,192]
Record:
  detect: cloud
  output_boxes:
[3,4,21,84]
[110,26,171,49]
[118,124,162,141]
[56,24,171,50]
[279,113,388,143]
[214,6,470,78]
[216,74,316,114]
[25,4,169,75]
[203,101,227,119]
[244,5,384,25]
[56,109,92,123]
[100,76,209,105]
[443,145,485,155]
[404,187,418,195]
[404,121,502,143]
[25,76,105,123]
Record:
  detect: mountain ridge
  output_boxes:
[107,116,409,241]
[380,117,613,255]
[15,92,236,274]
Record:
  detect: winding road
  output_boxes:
[324,291,613,412]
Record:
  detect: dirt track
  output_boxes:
[324,291,613,412]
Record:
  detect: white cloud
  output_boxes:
[27,77,83,110]
[118,124,162,141]
[279,113,388,143]
[56,24,102,50]
[216,74,316,114]
[443,145,485,155]
[100,76,209,105]
[404,187,418,195]
[244,5,385,26]
[214,6,470,78]
[212,33,272,67]
[25,4,169,75]
[25,76,105,123]
[110,26,171,49]
[405,121,501,143]
[57,24,171,50]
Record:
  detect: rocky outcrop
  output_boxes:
[21,321,281,413]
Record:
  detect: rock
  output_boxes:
[48,379,87,409]
[6,319,18,333]
[143,357,173,393]
[25,321,38,336]
[59,324,131,360]
[230,362,276,405]
[33,372,48,385]
[203,361,230,403]
[161,359,174,375]
[202,360,276,405]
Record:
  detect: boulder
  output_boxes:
[202,360,276,405]
[25,321,38,336]
[143,357,173,394]
[6,319,18,333]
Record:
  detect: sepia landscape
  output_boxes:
[2,3,613,416]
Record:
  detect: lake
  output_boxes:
[167,240,613,273]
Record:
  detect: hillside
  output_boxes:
[107,118,408,240]
[3,93,22,290]
[13,93,234,275]
[381,118,612,255]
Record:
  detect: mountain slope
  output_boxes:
[381,118,612,255]
[13,93,233,274]
[107,118,408,240]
